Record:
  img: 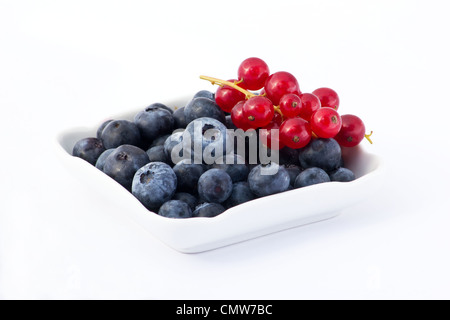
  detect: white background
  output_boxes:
[1,0,450,299]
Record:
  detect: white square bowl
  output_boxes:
[55,96,384,253]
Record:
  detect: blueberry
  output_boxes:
[73,137,106,166]
[279,147,301,166]
[184,97,226,124]
[299,138,342,172]
[193,90,215,101]
[132,162,177,210]
[339,156,345,168]
[283,164,302,186]
[247,163,258,174]
[149,134,170,148]
[212,154,249,183]
[158,200,192,219]
[248,163,290,197]
[97,120,113,139]
[134,107,174,143]
[198,169,233,203]
[193,203,226,218]
[185,117,232,164]
[163,130,189,165]
[231,128,260,165]
[172,192,199,211]
[146,145,169,164]
[329,167,355,182]
[145,102,174,114]
[226,115,238,130]
[230,129,253,161]
[101,120,141,149]
[173,159,205,193]
[173,107,187,129]
[103,145,150,190]
[294,167,330,188]
[95,148,116,171]
[223,182,255,209]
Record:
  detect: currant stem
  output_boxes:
[365,131,374,144]
[200,75,285,120]
[273,105,284,119]
[200,75,256,99]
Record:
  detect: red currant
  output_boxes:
[215,79,246,113]
[238,57,270,91]
[264,71,301,106]
[312,87,340,111]
[230,101,251,130]
[259,119,285,150]
[272,111,283,126]
[334,114,366,147]
[298,93,321,121]
[280,118,312,149]
[310,107,342,138]
[242,96,274,129]
[279,93,302,118]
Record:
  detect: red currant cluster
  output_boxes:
[201,57,372,150]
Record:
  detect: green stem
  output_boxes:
[365,131,374,144]
[199,75,256,99]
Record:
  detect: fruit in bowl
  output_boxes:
[57,58,382,252]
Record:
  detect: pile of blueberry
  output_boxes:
[72,58,371,219]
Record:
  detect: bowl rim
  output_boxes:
[54,123,384,224]
[53,96,385,252]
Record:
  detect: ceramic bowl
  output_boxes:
[55,96,384,253]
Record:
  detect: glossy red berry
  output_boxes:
[264,71,301,106]
[272,111,283,126]
[259,119,285,150]
[334,114,366,147]
[215,79,246,113]
[230,101,251,130]
[242,96,275,129]
[238,57,270,91]
[298,93,321,121]
[280,118,312,149]
[279,93,302,118]
[312,87,340,111]
[310,107,342,138]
